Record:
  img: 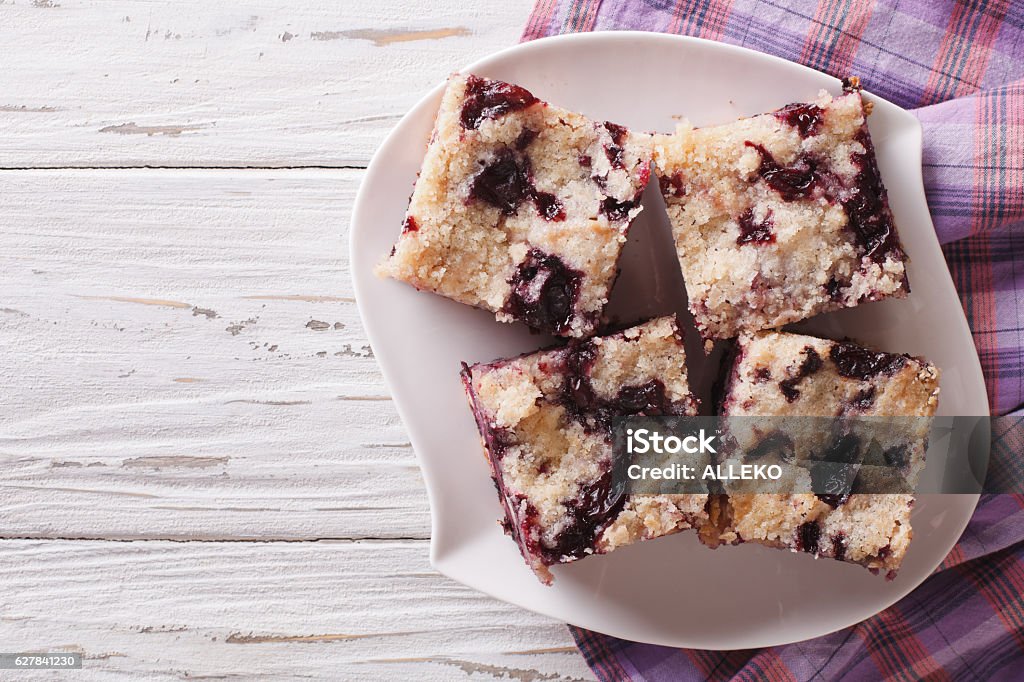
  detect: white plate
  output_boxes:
[350,32,989,649]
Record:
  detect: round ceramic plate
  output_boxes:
[350,32,988,649]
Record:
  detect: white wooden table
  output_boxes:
[0,2,596,679]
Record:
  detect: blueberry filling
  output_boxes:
[578,154,592,168]
[811,433,861,507]
[602,121,628,170]
[601,196,640,221]
[470,149,531,215]
[778,346,823,402]
[736,208,776,245]
[460,75,539,130]
[822,433,862,464]
[533,190,566,222]
[523,338,686,562]
[830,342,908,380]
[659,171,686,198]
[832,532,848,561]
[469,149,565,221]
[401,215,419,233]
[558,342,678,436]
[461,365,520,463]
[612,380,674,417]
[843,129,901,261]
[747,124,901,262]
[745,142,824,201]
[753,367,772,383]
[883,444,909,469]
[515,128,539,150]
[814,476,855,508]
[560,341,600,418]
[850,385,876,410]
[745,431,795,463]
[797,521,821,554]
[485,425,518,461]
[504,249,581,334]
[774,102,824,138]
[542,469,626,563]
[825,276,845,301]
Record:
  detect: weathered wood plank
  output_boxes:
[0,0,533,168]
[0,169,439,540]
[2,2,594,677]
[0,539,594,681]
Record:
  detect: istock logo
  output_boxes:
[625,427,717,455]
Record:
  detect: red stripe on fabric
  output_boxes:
[957,549,1024,652]
[599,637,633,682]
[665,0,735,40]
[685,649,753,681]
[799,0,849,71]
[698,0,737,41]
[592,630,627,681]
[716,647,757,679]
[682,648,719,678]
[666,0,686,35]
[521,0,559,41]
[999,82,1024,232]
[823,0,876,76]
[943,235,999,412]
[968,91,1002,410]
[741,650,799,682]
[859,605,952,681]
[952,0,1010,100]
[578,0,601,32]
[941,542,967,571]
[561,0,599,34]
[973,241,998,411]
[921,1,978,105]
[973,84,994,235]
[572,627,629,682]
[920,0,1010,106]
[670,0,698,36]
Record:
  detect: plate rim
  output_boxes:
[350,30,986,649]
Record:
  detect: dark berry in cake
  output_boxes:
[460,75,539,130]
[380,72,654,339]
[401,216,419,233]
[797,521,821,554]
[603,121,628,170]
[830,343,908,380]
[460,318,704,584]
[471,149,531,215]
[504,250,582,336]
[714,330,940,577]
[775,102,824,138]
[778,346,823,402]
[653,87,909,340]
[736,208,776,245]
[601,196,640,221]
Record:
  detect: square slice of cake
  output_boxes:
[711,330,940,578]
[460,317,705,583]
[378,73,653,338]
[653,79,908,342]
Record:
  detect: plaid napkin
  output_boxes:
[519,1,1024,679]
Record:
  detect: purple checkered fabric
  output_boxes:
[519,1,1024,679]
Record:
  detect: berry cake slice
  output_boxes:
[377,73,653,338]
[653,79,908,342]
[709,330,940,578]
[461,317,705,583]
